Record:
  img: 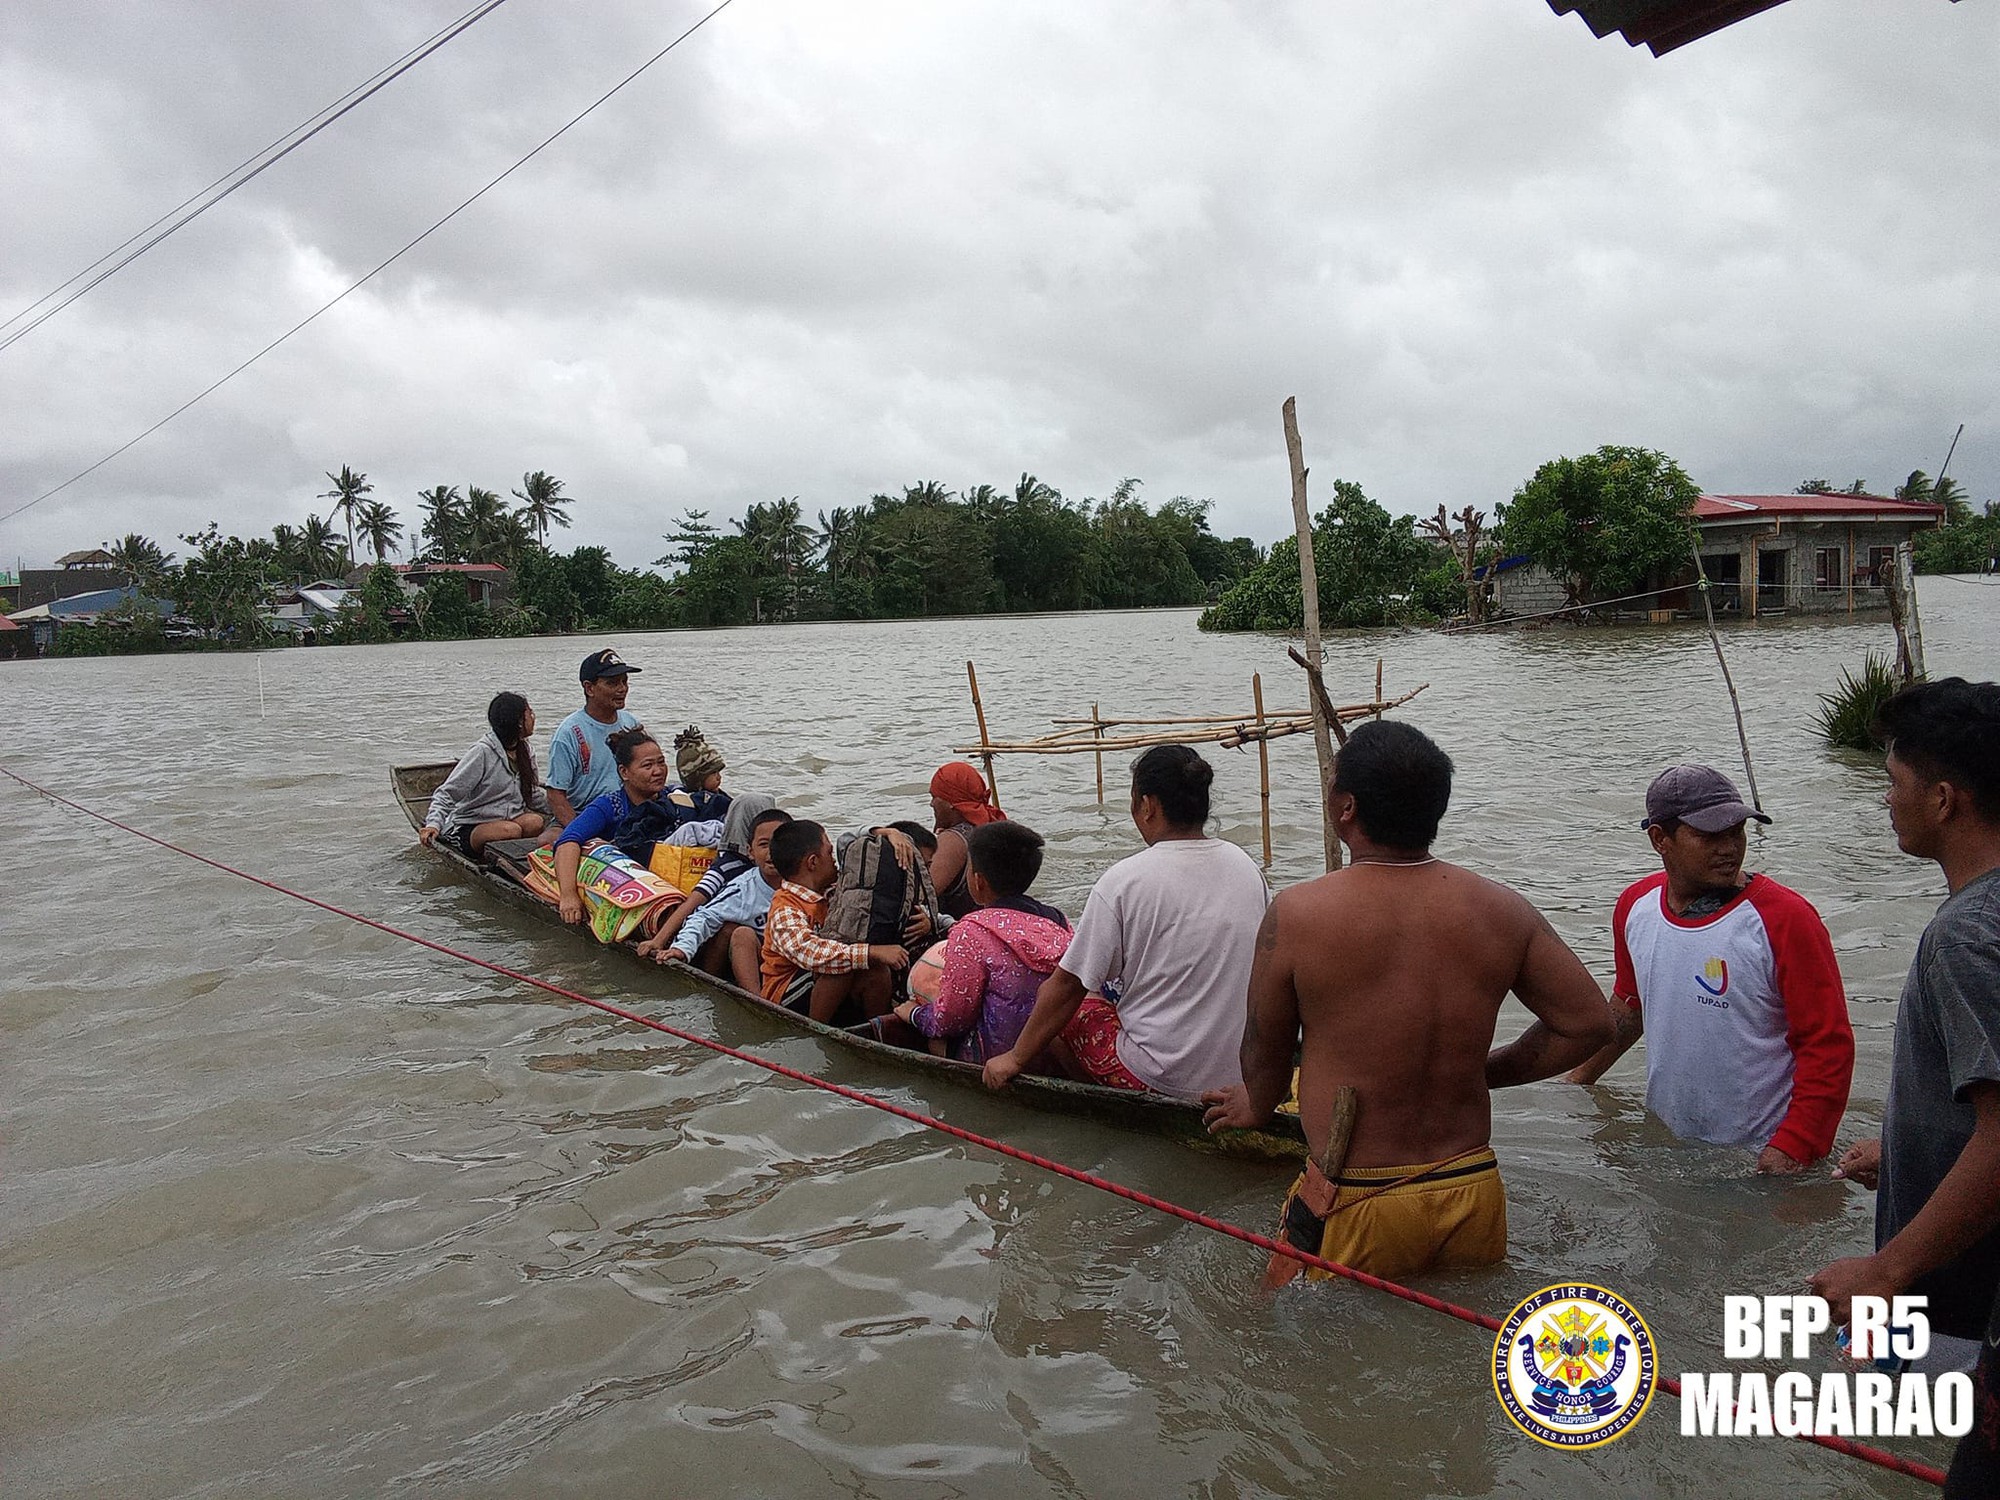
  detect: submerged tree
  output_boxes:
[1497,445,1699,607]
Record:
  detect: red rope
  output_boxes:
[0,766,1948,1489]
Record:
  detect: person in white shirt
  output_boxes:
[982,744,1268,1100]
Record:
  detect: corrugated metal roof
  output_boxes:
[1546,1,1959,56]
[1693,493,1946,522]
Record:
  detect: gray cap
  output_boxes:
[1642,765,1771,832]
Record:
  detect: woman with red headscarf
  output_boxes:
[928,761,1005,919]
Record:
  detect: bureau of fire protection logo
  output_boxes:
[1492,1283,1657,1448]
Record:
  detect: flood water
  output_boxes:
[3,581,1997,1498]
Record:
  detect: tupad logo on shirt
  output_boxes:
[1694,956,1730,998]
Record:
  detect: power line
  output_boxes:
[0,0,513,355]
[0,0,737,530]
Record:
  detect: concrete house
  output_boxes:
[1690,492,1945,617]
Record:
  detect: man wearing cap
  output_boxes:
[1565,764,1854,1173]
[546,649,644,825]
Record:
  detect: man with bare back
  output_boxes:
[1201,721,1613,1285]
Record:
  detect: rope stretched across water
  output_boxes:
[0,766,1948,1490]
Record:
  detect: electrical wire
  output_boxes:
[0,0,512,353]
[0,0,736,530]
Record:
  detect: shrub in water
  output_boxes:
[1814,652,1904,751]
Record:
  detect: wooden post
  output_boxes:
[1891,541,1927,683]
[1690,547,1763,814]
[1252,672,1273,867]
[1373,657,1384,718]
[1092,701,1105,805]
[1846,524,1855,617]
[1283,397,1341,873]
[965,660,1001,811]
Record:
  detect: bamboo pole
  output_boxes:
[1092,701,1105,805]
[1284,397,1341,872]
[1050,712,1308,728]
[956,687,1428,757]
[1374,657,1384,718]
[1252,672,1273,867]
[1689,547,1762,814]
[965,660,1001,811]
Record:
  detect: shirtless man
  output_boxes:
[1201,721,1613,1285]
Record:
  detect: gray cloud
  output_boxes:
[1,0,1991,571]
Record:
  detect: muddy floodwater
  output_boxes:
[3,581,1997,1497]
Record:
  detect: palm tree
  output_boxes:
[902,480,956,508]
[1895,470,1933,505]
[1014,472,1059,507]
[319,465,372,567]
[1930,475,1972,525]
[816,507,858,582]
[299,513,346,580]
[511,470,574,546]
[463,487,526,565]
[104,532,172,594]
[356,499,406,563]
[417,484,464,562]
[270,523,305,581]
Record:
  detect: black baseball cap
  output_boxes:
[1642,765,1771,832]
[580,648,641,682]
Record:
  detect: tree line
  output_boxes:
[70,468,1261,650]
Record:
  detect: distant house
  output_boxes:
[1687,492,1945,617]
[18,549,130,609]
[7,585,171,653]
[263,582,355,639]
[385,562,513,610]
[1484,491,1945,622]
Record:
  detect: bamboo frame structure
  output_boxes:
[953,663,1427,869]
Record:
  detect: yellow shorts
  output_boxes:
[1268,1146,1507,1285]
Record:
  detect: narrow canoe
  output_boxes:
[392,762,1308,1163]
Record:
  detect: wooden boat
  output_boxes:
[393,762,1308,1163]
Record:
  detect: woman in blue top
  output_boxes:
[554,728,671,925]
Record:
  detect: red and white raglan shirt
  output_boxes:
[1612,872,1855,1162]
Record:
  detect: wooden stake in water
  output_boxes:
[1690,547,1761,813]
[257,654,266,719]
[965,660,1000,812]
[1283,397,1341,873]
[1092,701,1105,805]
[1893,541,1927,684]
[1252,672,1273,868]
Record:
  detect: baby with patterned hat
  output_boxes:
[666,725,732,828]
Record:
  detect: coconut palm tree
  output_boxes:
[299,513,347,580]
[319,465,372,567]
[511,470,574,546]
[104,532,172,594]
[1014,472,1060,507]
[417,484,465,562]
[356,499,406,563]
[1930,475,1972,525]
[902,479,956,508]
[463,487,527,565]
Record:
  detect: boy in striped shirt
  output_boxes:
[760,819,910,1022]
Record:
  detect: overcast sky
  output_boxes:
[1,0,1992,570]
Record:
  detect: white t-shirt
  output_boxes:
[1060,837,1270,1099]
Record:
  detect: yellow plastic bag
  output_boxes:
[648,843,716,894]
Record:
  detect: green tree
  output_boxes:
[1929,475,1971,525]
[104,532,173,595]
[1496,445,1699,606]
[512,470,574,546]
[1914,500,2000,574]
[356,499,406,563]
[298,513,346,580]
[1200,480,1439,632]
[176,525,274,642]
[462,487,527,565]
[318,465,371,569]
[1895,470,1933,506]
[1795,478,1836,495]
[417,484,465,562]
[331,563,406,644]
